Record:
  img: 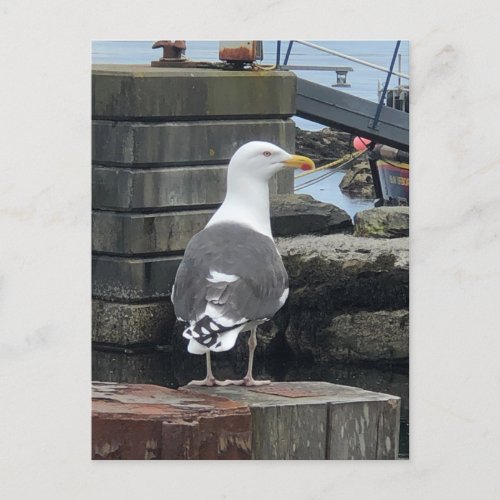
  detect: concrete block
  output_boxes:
[92,165,227,210]
[92,165,293,211]
[92,209,215,255]
[92,119,295,166]
[92,299,176,345]
[275,169,294,195]
[92,65,296,120]
[92,254,181,301]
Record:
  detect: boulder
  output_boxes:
[354,206,409,238]
[277,232,409,269]
[339,161,375,198]
[295,126,353,160]
[276,234,409,364]
[292,310,409,363]
[270,194,352,236]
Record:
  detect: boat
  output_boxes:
[368,143,409,206]
[369,59,410,206]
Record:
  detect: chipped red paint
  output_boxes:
[92,382,251,460]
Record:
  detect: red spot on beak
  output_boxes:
[301,163,313,171]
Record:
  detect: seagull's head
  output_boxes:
[228,141,315,182]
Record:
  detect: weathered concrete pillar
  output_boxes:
[92,65,297,345]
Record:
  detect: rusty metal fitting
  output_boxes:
[152,40,186,61]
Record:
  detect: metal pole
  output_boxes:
[295,40,409,80]
[283,40,294,65]
[276,40,281,67]
[370,41,401,130]
[398,54,402,88]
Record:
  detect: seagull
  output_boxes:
[171,141,315,386]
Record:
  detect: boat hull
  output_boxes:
[369,159,409,206]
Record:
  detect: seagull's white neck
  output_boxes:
[206,168,273,238]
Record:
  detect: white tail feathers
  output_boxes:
[183,322,248,354]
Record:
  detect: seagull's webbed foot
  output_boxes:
[187,375,216,387]
[214,379,245,386]
[188,378,250,386]
[243,376,271,386]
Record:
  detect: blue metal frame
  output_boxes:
[276,40,282,67]
[369,41,401,130]
[284,41,294,65]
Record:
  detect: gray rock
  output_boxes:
[276,233,409,268]
[354,206,409,238]
[270,194,352,236]
[288,310,409,363]
[295,126,353,160]
[339,161,375,198]
[275,234,409,363]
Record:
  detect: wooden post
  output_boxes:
[92,381,400,460]
[92,382,252,460]
[185,381,400,460]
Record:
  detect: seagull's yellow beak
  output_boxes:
[282,154,315,171]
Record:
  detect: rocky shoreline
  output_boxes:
[272,234,408,364]
[295,126,354,160]
[296,126,376,200]
[267,127,410,366]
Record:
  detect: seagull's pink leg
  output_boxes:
[187,351,216,386]
[243,327,270,386]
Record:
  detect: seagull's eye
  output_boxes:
[263,151,272,157]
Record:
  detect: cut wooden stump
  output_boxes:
[92,381,251,460]
[185,381,400,460]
